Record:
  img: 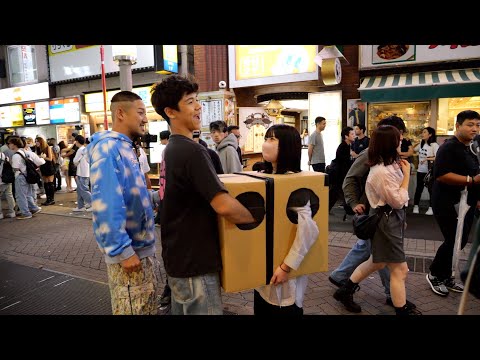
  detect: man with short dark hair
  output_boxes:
[150,75,255,315]
[210,120,242,174]
[308,116,326,172]
[350,124,369,160]
[427,110,480,296]
[88,91,159,315]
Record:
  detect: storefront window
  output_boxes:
[367,101,431,144]
[438,97,480,135]
[7,45,38,85]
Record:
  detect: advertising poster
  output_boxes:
[64,97,80,123]
[346,99,367,129]
[23,103,36,125]
[50,99,65,124]
[238,107,275,154]
[35,101,51,125]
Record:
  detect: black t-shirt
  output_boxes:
[400,138,413,163]
[432,136,480,213]
[335,141,353,184]
[351,136,369,155]
[160,135,227,277]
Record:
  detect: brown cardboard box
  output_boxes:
[218,171,329,293]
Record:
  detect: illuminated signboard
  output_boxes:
[0,105,24,127]
[0,82,50,105]
[84,86,152,113]
[228,45,319,88]
[154,45,178,74]
[64,97,80,123]
[35,101,50,125]
[49,99,65,124]
[23,103,36,125]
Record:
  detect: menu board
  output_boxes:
[50,99,65,124]
[35,101,51,125]
[0,105,24,127]
[64,97,80,123]
[23,103,36,125]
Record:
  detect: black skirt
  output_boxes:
[371,208,406,263]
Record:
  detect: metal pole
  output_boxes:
[118,60,133,91]
[100,45,109,130]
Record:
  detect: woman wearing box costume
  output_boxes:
[253,124,319,316]
[333,125,421,315]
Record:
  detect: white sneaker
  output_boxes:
[39,194,47,199]
[5,212,16,218]
[85,206,93,212]
[0,214,4,220]
[72,207,86,212]
[413,205,419,214]
[425,207,434,215]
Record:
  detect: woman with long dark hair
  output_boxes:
[35,137,56,205]
[412,127,439,215]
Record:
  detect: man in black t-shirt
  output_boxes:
[350,124,369,161]
[427,110,480,297]
[151,75,255,315]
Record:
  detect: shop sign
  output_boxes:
[48,45,155,83]
[154,45,178,74]
[360,45,480,69]
[22,103,36,125]
[0,82,50,105]
[0,105,24,128]
[35,101,51,125]
[229,45,319,88]
[49,99,65,124]
[84,86,152,113]
[64,97,80,123]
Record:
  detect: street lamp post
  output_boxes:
[112,46,138,91]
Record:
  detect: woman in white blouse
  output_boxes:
[412,127,439,215]
[333,125,421,315]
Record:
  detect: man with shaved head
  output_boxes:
[87,91,159,315]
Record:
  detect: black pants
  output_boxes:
[312,163,325,172]
[414,172,432,206]
[430,206,476,280]
[253,289,303,316]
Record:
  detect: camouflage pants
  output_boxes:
[107,257,159,315]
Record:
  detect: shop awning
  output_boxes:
[359,68,480,102]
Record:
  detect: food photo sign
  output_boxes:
[360,45,480,69]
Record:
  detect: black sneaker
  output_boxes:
[386,297,417,310]
[328,275,346,288]
[395,304,422,316]
[159,285,171,307]
[426,273,449,296]
[444,277,464,293]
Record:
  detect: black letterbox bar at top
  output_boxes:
[234,172,274,285]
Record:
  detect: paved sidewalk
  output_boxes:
[1,190,479,315]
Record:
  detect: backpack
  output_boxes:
[13,152,41,184]
[0,154,14,184]
[325,159,339,184]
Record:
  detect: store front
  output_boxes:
[359,68,480,143]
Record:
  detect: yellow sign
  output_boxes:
[235,45,317,80]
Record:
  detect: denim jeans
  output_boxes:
[75,176,92,209]
[14,175,40,217]
[0,183,16,214]
[168,272,223,315]
[330,239,391,296]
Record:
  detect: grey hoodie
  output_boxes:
[216,133,242,174]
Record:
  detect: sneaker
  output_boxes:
[0,214,3,220]
[72,207,86,212]
[31,208,42,216]
[17,214,33,220]
[85,207,93,212]
[426,273,449,296]
[413,205,419,214]
[444,277,464,293]
[395,304,423,316]
[425,207,434,215]
[39,194,47,199]
[5,212,16,218]
[333,284,362,313]
[328,275,346,288]
[386,297,417,310]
